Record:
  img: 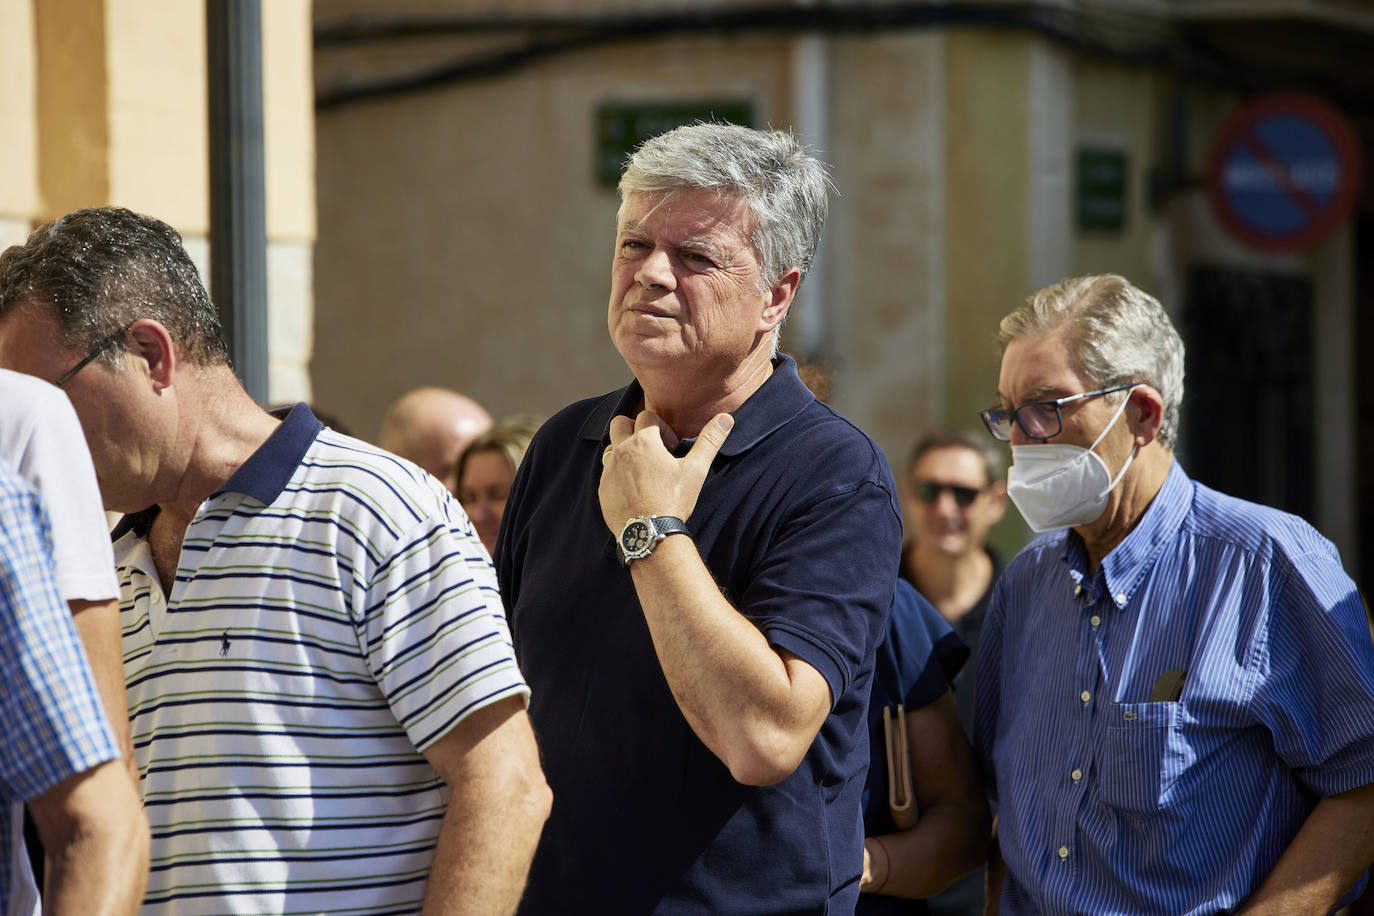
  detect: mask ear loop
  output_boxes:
[1090,385,1140,498]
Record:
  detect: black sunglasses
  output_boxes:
[55,322,135,388]
[913,481,981,508]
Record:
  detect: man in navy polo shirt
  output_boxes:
[497,123,903,912]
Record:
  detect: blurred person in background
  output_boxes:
[858,578,991,913]
[456,413,544,557]
[900,430,1007,735]
[977,274,1374,915]
[0,459,148,916]
[900,429,1007,916]
[379,385,492,493]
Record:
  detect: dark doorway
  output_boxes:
[1181,266,1314,524]
[1357,213,1374,594]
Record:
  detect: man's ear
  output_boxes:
[1128,385,1166,447]
[760,267,801,333]
[126,319,177,389]
[982,480,1009,525]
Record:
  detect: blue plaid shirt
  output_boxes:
[0,462,119,911]
[976,461,1374,915]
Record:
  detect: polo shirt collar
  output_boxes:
[213,402,323,505]
[576,354,816,457]
[111,403,323,539]
[1064,459,1192,608]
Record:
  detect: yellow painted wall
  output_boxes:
[35,0,109,218]
[2,0,316,401]
[264,0,316,242]
[104,0,207,228]
[0,0,38,222]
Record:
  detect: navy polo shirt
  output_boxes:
[497,355,903,914]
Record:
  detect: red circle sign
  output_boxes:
[1207,93,1362,253]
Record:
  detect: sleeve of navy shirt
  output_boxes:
[741,473,903,711]
[863,579,969,835]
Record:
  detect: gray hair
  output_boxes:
[908,428,1007,483]
[618,123,832,354]
[0,207,229,368]
[997,274,1185,450]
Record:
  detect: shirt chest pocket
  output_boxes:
[1098,701,1184,816]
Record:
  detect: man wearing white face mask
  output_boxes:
[972,274,1374,916]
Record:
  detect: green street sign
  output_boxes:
[1077,146,1128,231]
[595,101,756,186]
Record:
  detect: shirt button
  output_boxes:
[1073,585,1083,596]
[1090,615,1101,627]
[1058,846,1069,860]
[1071,768,1083,781]
[1080,690,1091,703]
[1115,592,1127,605]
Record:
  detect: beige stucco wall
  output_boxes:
[313,32,803,441]
[310,7,1361,571]
[943,31,1032,431]
[1071,58,1167,288]
[313,17,953,473]
[826,32,946,469]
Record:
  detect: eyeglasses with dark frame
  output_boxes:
[979,382,1139,443]
[913,481,982,508]
[54,321,135,389]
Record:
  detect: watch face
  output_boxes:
[622,520,653,555]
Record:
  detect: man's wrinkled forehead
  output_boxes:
[615,189,760,259]
[618,187,753,226]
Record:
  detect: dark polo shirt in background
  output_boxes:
[497,355,903,914]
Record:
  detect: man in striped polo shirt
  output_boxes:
[0,207,551,915]
[975,274,1374,914]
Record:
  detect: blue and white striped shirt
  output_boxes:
[975,461,1374,915]
[0,462,120,912]
[116,405,529,915]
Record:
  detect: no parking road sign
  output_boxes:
[1207,93,1362,253]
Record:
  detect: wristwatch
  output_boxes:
[616,515,691,567]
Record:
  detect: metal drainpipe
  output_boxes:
[206,0,270,404]
[791,24,830,360]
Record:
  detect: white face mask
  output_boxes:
[1006,393,1137,533]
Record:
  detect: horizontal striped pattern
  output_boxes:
[976,461,1374,915]
[118,409,528,915]
[0,464,120,911]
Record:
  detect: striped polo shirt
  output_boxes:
[115,405,528,916]
[975,460,1374,915]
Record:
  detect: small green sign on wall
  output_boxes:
[595,101,756,186]
[1076,146,1129,231]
